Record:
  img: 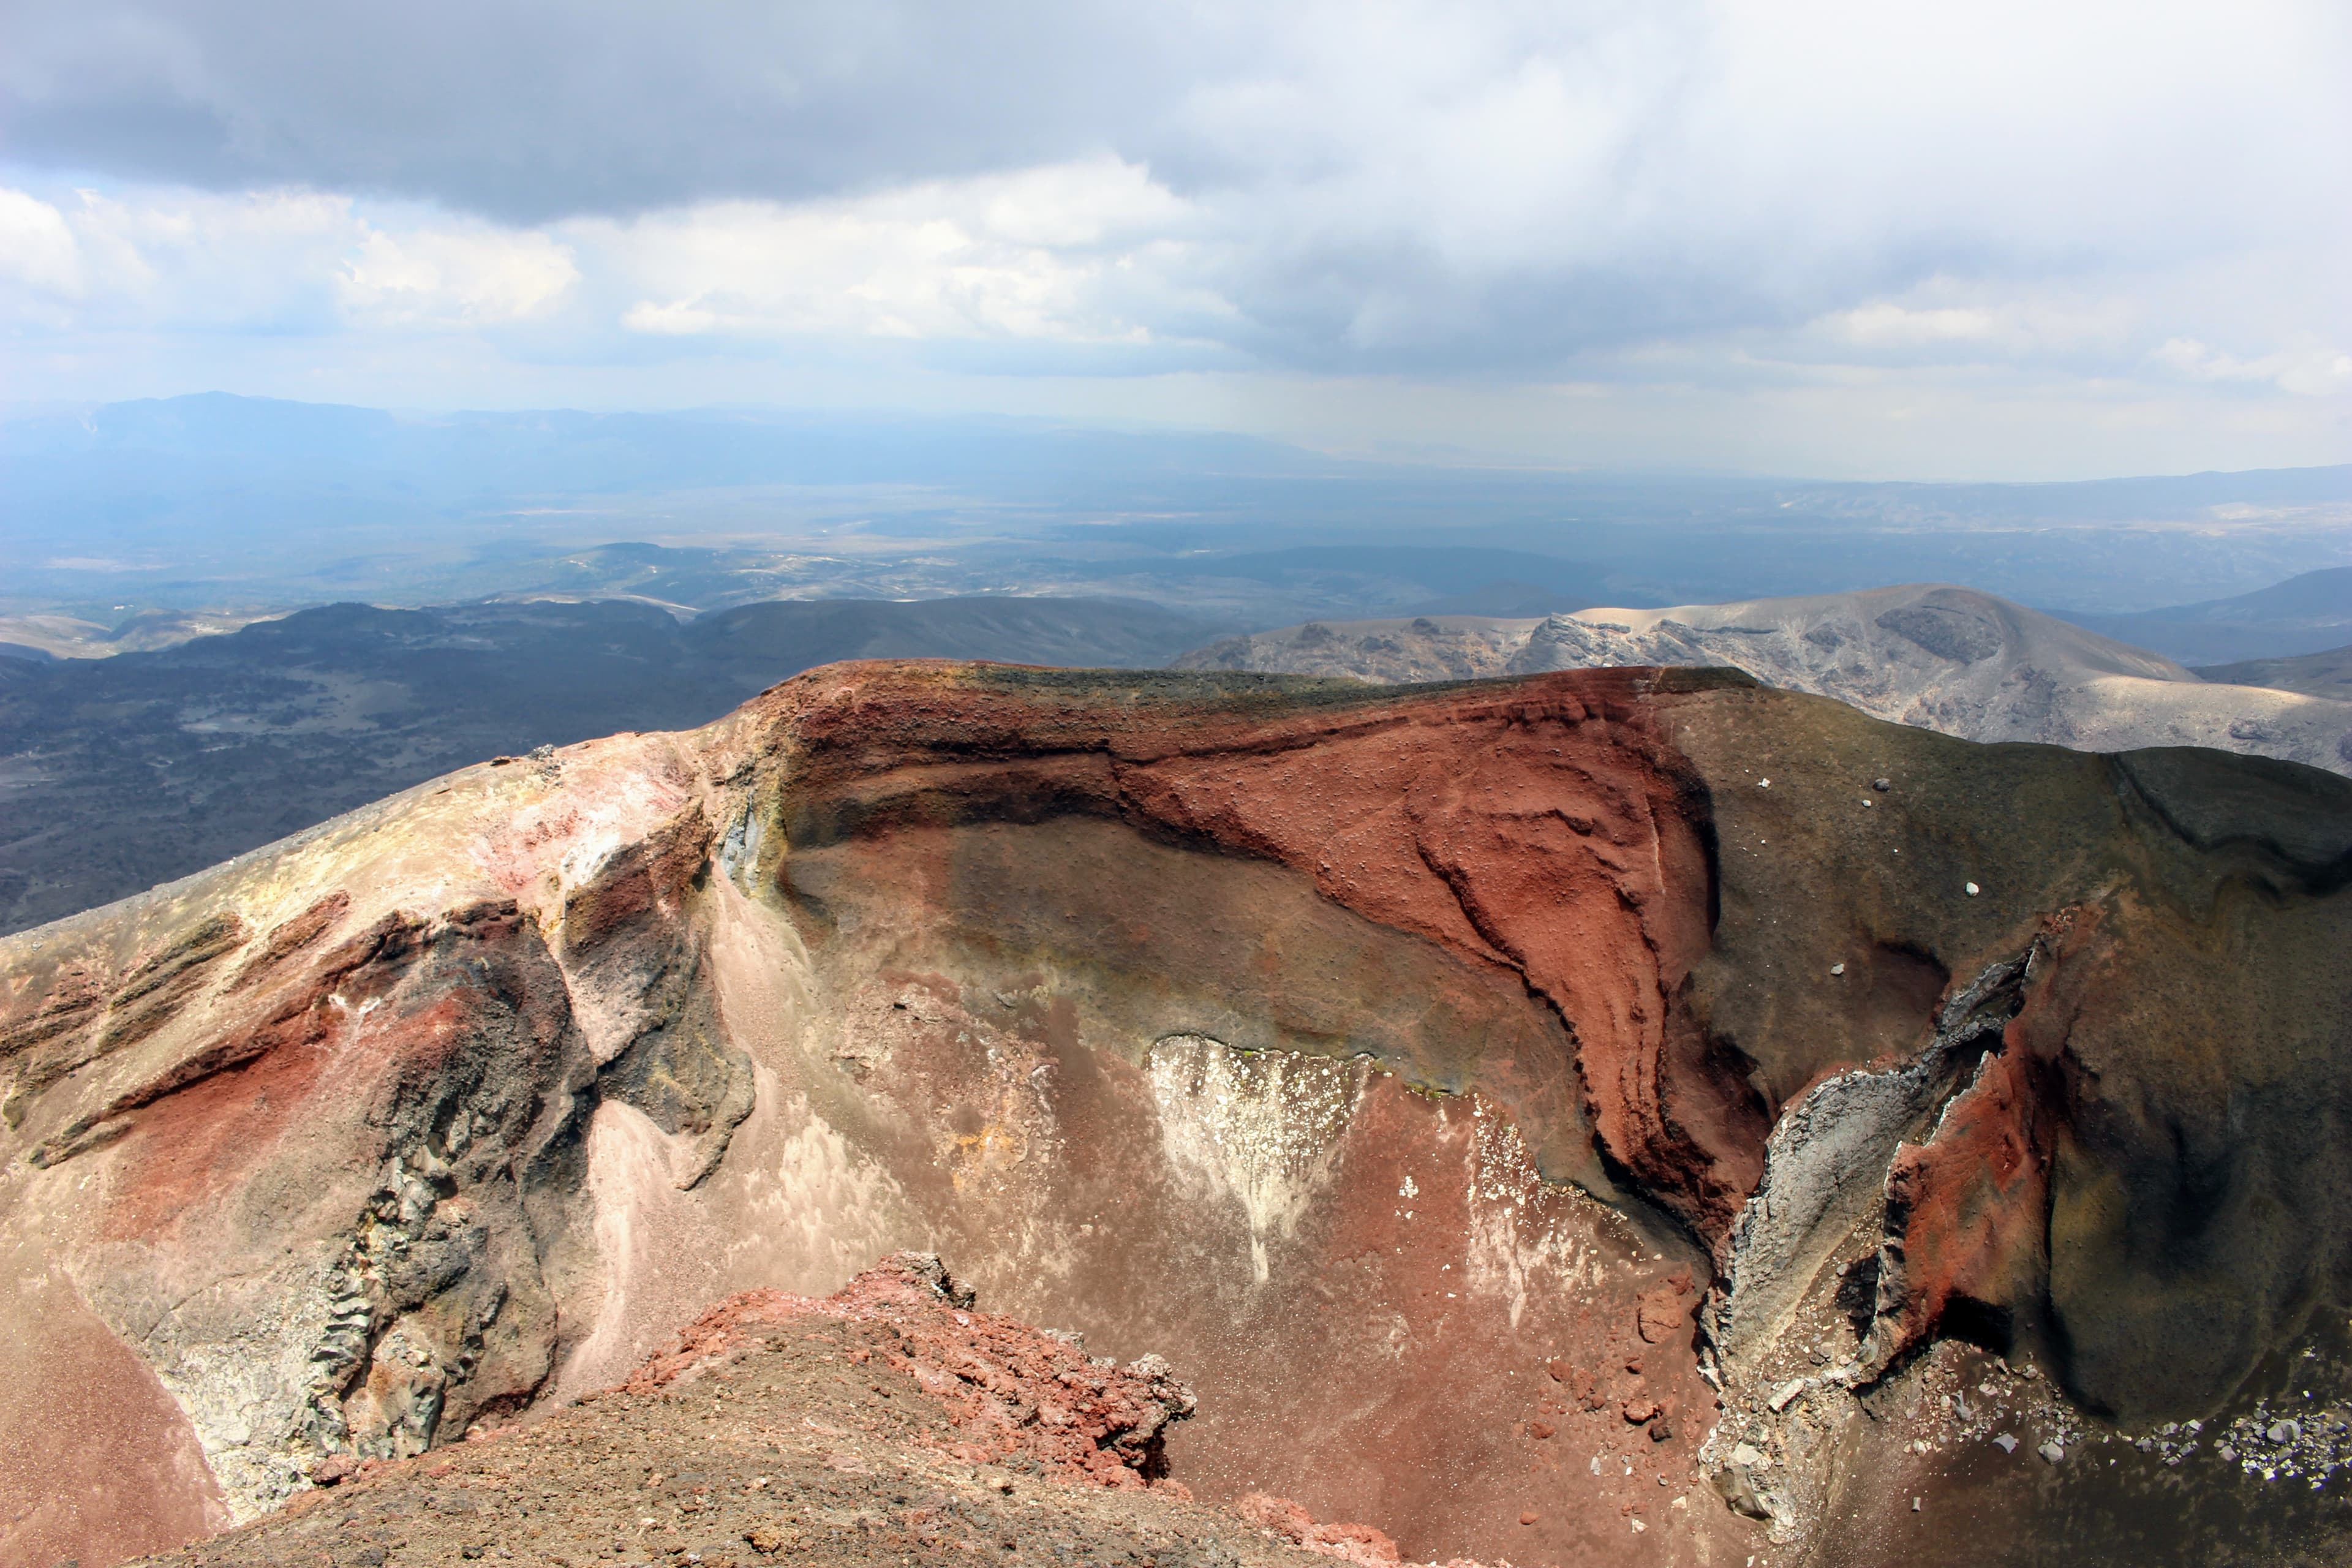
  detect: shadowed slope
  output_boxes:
[2197,643,2352,701]
[0,595,1223,935]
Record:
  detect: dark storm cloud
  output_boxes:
[0,1,1189,221]
[1,1,2344,385]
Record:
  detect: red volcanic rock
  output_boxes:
[1637,1283,1692,1343]
[1546,1358,1604,1411]
[1870,1047,2051,1368]
[1239,1492,1315,1542]
[620,1253,1195,1489]
[1238,1493,1406,1566]
[1863,916,2089,1371]
[763,664,1763,1238]
[1311,1521,1404,1564]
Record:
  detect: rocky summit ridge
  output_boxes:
[1175,582,2352,777]
[6,660,2352,1568]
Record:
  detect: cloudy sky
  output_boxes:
[2,0,2346,478]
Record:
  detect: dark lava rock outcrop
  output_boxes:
[6,662,2352,1568]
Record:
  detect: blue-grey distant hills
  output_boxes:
[5,393,2346,618]
[2056,568,2352,664]
[2195,641,2352,702]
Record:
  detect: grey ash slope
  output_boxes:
[0,594,1221,935]
[1175,582,2352,777]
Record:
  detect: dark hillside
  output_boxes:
[0,595,1218,933]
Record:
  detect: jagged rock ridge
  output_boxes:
[1174,582,2352,775]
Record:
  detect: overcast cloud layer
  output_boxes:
[2,0,2346,477]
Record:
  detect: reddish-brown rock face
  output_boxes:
[5,663,2351,1568]
[764,664,1755,1234]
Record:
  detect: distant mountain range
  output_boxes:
[2196,643,2352,702]
[2054,567,2352,663]
[1176,582,2352,778]
[6,393,2348,619]
[13,555,2352,936]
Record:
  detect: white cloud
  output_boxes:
[7,184,359,331]
[2153,337,2352,398]
[0,187,82,298]
[1143,0,2351,366]
[0,183,582,335]
[339,225,578,326]
[1789,281,2145,365]
[591,158,1213,345]
[1824,305,2002,347]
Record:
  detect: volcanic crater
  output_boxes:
[6,662,2351,1568]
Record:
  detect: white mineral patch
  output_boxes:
[1463,1097,1611,1327]
[123,1261,343,1520]
[741,1089,918,1295]
[1147,1035,1365,1284]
